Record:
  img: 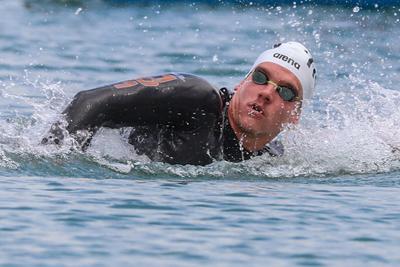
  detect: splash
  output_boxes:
[0,74,399,178]
[0,75,75,167]
[275,75,400,177]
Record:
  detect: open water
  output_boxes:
[1,1,400,266]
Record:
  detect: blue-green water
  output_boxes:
[1,1,400,266]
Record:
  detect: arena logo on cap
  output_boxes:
[273,53,301,70]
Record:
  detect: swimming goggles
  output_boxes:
[251,69,300,102]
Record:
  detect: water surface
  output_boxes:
[1,1,400,266]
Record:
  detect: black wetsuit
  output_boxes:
[42,73,283,165]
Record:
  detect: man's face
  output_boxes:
[229,62,303,141]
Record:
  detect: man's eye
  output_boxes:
[277,86,296,102]
[252,70,268,84]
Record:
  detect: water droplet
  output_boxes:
[212,54,218,62]
[353,6,360,13]
[74,7,82,15]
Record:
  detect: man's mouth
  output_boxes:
[248,103,264,117]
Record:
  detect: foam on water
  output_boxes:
[1,71,399,178]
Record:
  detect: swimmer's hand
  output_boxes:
[41,122,65,145]
[41,121,93,151]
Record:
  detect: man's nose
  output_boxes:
[257,83,276,103]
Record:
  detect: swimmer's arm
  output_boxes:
[42,73,221,149]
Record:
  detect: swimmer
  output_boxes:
[42,42,317,165]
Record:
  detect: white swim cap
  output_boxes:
[249,42,317,99]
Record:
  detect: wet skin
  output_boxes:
[228,62,303,151]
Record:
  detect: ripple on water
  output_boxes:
[1,2,400,267]
[110,199,179,211]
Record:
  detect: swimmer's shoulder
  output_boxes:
[166,73,224,113]
[170,73,218,94]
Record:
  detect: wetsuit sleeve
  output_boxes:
[42,73,222,149]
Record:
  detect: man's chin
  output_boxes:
[238,121,268,137]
